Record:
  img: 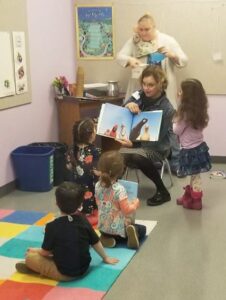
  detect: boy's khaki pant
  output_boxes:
[25,252,75,281]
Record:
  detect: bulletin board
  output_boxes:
[75,0,226,95]
[0,0,31,110]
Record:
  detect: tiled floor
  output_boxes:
[1,163,226,300]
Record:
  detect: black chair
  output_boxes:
[124,149,173,188]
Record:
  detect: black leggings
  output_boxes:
[100,224,146,242]
[123,153,168,193]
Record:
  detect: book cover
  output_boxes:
[97,103,163,142]
[136,51,165,64]
[148,51,166,64]
[118,179,138,223]
[118,179,138,201]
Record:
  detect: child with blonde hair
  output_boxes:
[95,151,146,249]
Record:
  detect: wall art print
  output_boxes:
[75,5,114,60]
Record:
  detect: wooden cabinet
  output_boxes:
[56,95,124,146]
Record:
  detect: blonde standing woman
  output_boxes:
[117,13,188,108]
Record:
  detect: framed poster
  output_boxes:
[75,5,114,60]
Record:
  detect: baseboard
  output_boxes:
[211,156,226,164]
[0,156,225,198]
[0,181,16,198]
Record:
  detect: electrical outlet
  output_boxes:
[212,51,223,62]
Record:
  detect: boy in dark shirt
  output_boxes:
[15,182,118,281]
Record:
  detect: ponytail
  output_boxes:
[99,172,112,188]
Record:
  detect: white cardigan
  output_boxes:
[117,31,188,108]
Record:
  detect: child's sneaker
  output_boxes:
[100,235,116,248]
[15,262,36,274]
[126,225,139,249]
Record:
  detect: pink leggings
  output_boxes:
[190,174,202,192]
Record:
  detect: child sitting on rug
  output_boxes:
[95,150,146,249]
[15,182,118,281]
[66,118,101,218]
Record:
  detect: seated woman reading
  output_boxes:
[117,65,175,206]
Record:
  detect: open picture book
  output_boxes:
[97,103,163,142]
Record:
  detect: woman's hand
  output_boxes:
[125,102,140,114]
[116,138,133,148]
[158,47,179,64]
[128,57,141,68]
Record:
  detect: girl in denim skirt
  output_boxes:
[173,79,211,210]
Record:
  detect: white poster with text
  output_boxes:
[0,32,16,98]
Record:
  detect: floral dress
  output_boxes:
[67,144,101,214]
[95,181,131,238]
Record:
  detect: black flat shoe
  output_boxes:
[147,191,171,206]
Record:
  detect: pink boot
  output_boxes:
[177,185,191,205]
[190,189,203,210]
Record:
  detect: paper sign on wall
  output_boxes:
[0,32,16,98]
[12,32,28,94]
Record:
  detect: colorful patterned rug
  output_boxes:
[0,209,157,300]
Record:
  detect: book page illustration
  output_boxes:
[97,103,133,139]
[130,110,163,142]
[97,103,162,141]
[118,179,138,201]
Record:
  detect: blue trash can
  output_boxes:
[11,146,54,192]
[28,142,68,186]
